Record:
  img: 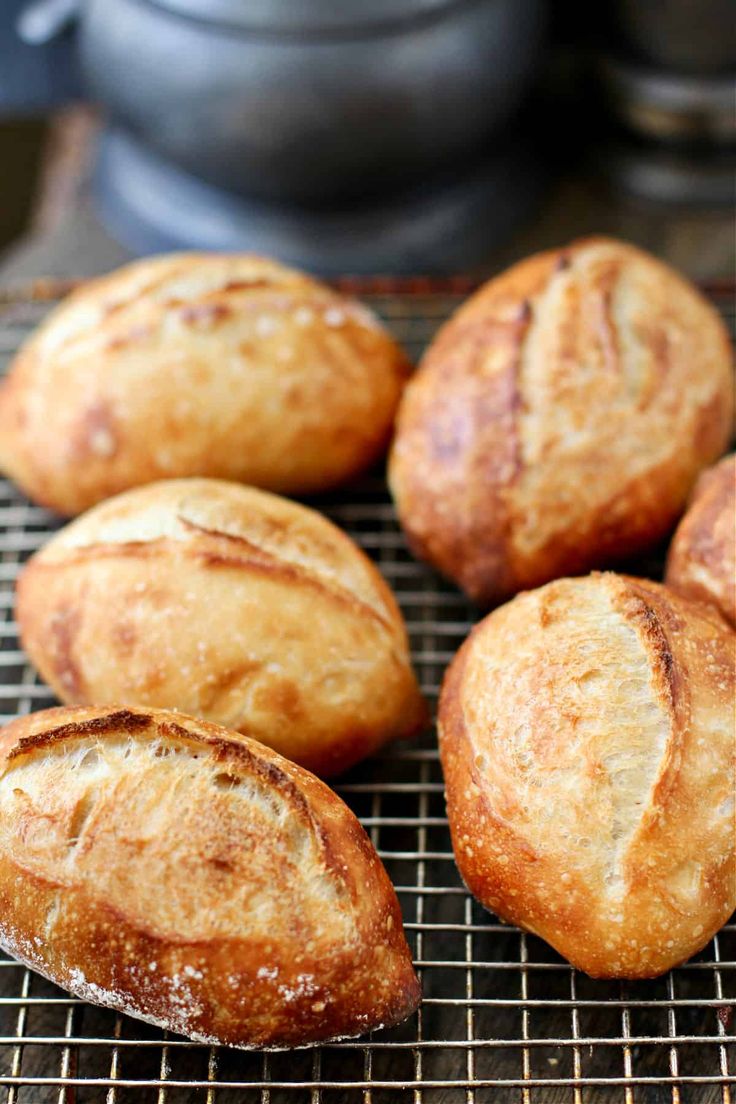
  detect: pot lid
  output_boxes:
[143,0,470,36]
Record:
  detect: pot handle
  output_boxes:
[17,0,80,45]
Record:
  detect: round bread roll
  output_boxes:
[439,572,735,979]
[665,454,735,628]
[390,237,734,606]
[0,705,420,1047]
[0,253,411,516]
[16,479,425,777]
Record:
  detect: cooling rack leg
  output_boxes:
[712,934,733,1104]
[5,969,30,1104]
[464,896,475,1104]
[57,1001,80,1104]
[105,1012,123,1104]
[568,969,583,1104]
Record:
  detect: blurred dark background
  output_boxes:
[0,0,734,279]
[0,117,46,250]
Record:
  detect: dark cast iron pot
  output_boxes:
[20,0,545,203]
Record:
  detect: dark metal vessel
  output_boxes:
[20,0,545,202]
[14,0,546,268]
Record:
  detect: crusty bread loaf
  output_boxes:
[439,572,735,979]
[0,705,420,1047]
[665,454,735,628]
[390,237,734,606]
[16,478,425,777]
[0,253,411,515]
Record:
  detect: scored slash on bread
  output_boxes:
[390,237,734,606]
[15,478,427,778]
[0,705,421,1049]
[439,572,736,979]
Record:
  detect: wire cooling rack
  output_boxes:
[0,278,733,1104]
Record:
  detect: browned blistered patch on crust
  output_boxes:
[0,704,420,1047]
[106,324,155,351]
[208,662,264,697]
[439,573,735,979]
[637,323,671,408]
[111,620,137,655]
[47,606,85,700]
[8,709,151,759]
[221,279,276,293]
[178,302,232,327]
[391,237,734,607]
[251,677,303,725]
[692,391,733,460]
[74,401,119,461]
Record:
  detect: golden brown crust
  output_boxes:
[439,573,735,978]
[16,479,426,778]
[389,238,734,606]
[665,454,736,628]
[0,705,420,1047]
[0,253,411,515]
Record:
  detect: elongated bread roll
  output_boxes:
[665,454,735,628]
[390,237,734,606]
[0,706,420,1048]
[439,573,735,978]
[16,478,425,777]
[0,253,411,515]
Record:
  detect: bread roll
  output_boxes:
[0,253,410,515]
[439,572,735,978]
[665,454,735,628]
[0,705,420,1047]
[16,478,425,777]
[390,237,734,606]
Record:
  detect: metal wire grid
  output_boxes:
[0,283,733,1104]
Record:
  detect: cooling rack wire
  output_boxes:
[0,277,733,1103]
